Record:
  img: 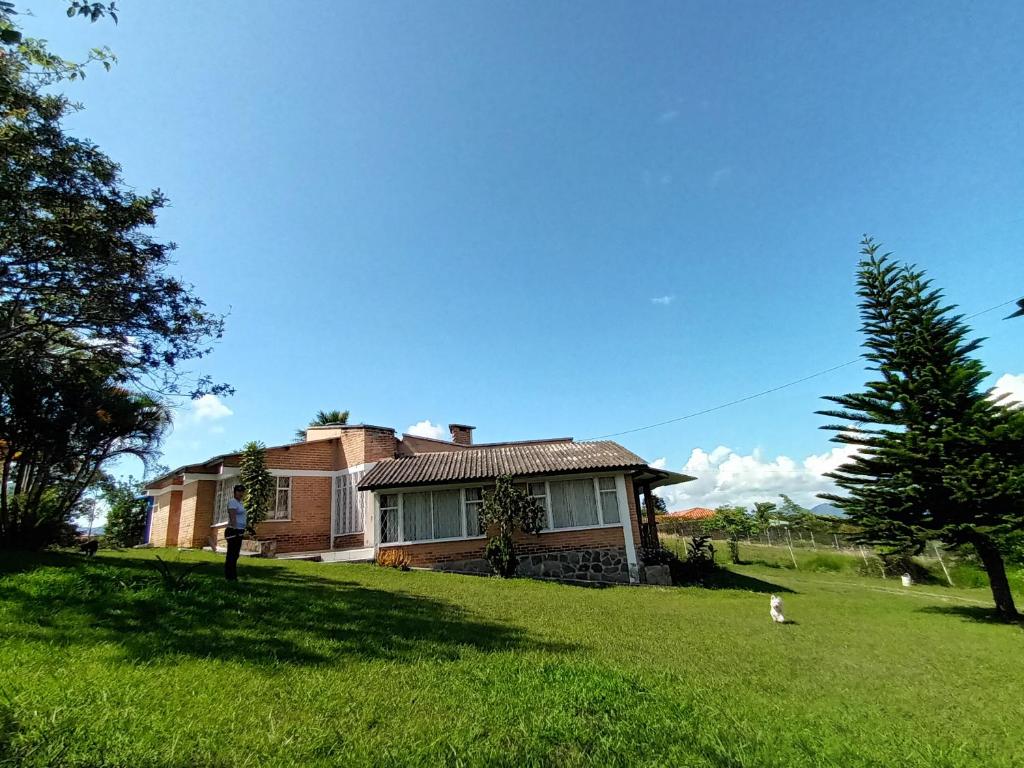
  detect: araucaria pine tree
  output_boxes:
[238,442,274,536]
[820,238,1024,620]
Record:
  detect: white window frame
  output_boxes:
[380,487,488,546]
[332,472,367,536]
[463,486,486,538]
[266,476,292,522]
[539,473,624,533]
[213,478,232,526]
[375,473,625,546]
[596,476,620,524]
[379,493,400,543]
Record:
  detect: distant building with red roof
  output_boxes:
[666,506,716,520]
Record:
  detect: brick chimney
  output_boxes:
[449,423,475,445]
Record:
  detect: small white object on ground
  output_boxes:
[770,594,785,623]
[901,573,912,587]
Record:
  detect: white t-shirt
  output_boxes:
[227,497,247,529]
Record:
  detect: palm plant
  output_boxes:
[294,409,350,441]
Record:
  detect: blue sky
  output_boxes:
[34,1,1023,510]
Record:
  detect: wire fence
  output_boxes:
[658,524,977,587]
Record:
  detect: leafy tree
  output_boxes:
[704,505,755,563]
[778,494,820,530]
[79,497,99,536]
[0,3,226,548]
[295,409,350,441]
[752,501,777,530]
[478,475,546,577]
[0,47,228,398]
[0,2,117,81]
[102,476,148,547]
[238,442,274,536]
[0,330,170,548]
[820,238,1024,620]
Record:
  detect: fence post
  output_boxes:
[809,530,816,550]
[833,533,840,551]
[933,541,954,586]
[786,529,798,569]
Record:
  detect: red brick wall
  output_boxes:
[361,427,399,463]
[399,435,466,455]
[252,476,332,553]
[177,484,199,548]
[163,491,182,547]
[146,473,185,543]
[333,532,365,549]
[263,441,339,472]
[186,480,215,548]
[380,526,626,567]
[201,428,398,553]
[149,494,170,546]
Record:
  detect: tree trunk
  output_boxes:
[969,532,1019,621]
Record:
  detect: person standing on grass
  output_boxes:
[225,484,246,581]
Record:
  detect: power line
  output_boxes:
[587,296,1021,441]
[587,359,860,440]
[963,298,1020,320]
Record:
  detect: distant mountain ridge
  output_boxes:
[812,503,845,518]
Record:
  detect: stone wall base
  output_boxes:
[429,546,631,585]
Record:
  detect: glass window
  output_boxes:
[549,479,599,528]
[527,482,547,509]
[380,494,399,543]
[268,476,291,521]
[598,477,620,524]
[432,489,463,539]
[334,472,365,534]
[213,478,233,525]
[464,487,485,536]
[403,491,432,542]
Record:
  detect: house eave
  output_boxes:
[359,463,649,492]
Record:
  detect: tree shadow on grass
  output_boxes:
[690,568,796,594]
[916,605,1024,627]
[0,552,576,666]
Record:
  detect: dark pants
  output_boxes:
[225,527,243,581]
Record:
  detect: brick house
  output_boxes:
[144,423,692,584]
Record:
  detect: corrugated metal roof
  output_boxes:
[359,440,648,490]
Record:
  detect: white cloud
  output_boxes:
[651,295,674,306]
[650,456,667,470]
[406,420,445,440]
[191,394,233,423]
[657,443,859,511]
[990,373,1024,408]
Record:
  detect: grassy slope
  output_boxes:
[1,549,1021,768]
[663,536,1003,588]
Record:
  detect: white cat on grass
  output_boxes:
[770,594,785,623]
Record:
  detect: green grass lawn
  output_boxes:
[1,548,1021,767]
